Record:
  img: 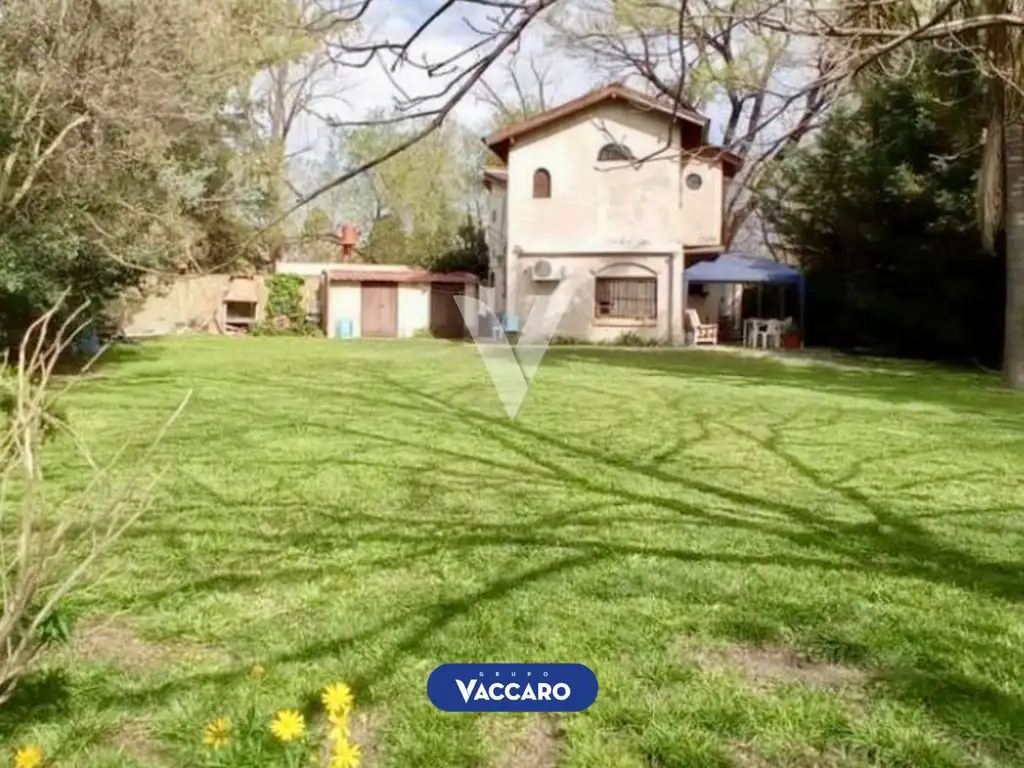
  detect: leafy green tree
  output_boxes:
[0,0,311,348]
[359,214,408,265]
[759,0,1024,384]
[431,215,489,277]
[343,114,479,267]
[761,49,1002,364]
[296,207,339,261]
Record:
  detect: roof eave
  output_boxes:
[482,84,708,156]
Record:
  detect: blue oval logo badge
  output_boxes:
[427,663,598,713]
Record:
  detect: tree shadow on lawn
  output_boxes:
[0,670,71,738]
[322,375,1024,605]
[59,339,167,377]
[543,347,1024,423]
[84,502,1024,761]
[44,358,1024,760]
[320,373,1024,753]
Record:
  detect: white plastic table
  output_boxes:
[744,318,781,348]
[744,318,766,347]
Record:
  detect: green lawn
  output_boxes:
[4,337,1024,767]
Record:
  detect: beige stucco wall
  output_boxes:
[120,275,267,337]
[121,272,332,337]
[275,262,341,276]
[325,281,433,338]
[397,284,430,337]
[326,283,361,338]
[681,157,724,248]
[486,185,507,261]
[504,114,690,333]
[704,283,742,325]
[514,254,681,344]
[498,102,724,252]
[486,184,508,315]
[485,100,729,344]
[505,101,687,254]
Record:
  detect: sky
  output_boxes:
[282,0,808,244]
[288,0,600,159]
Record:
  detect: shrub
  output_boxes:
[253,275,321,337]
[611,331,660,347]
[549,335,588,346]
[0,298,190,706]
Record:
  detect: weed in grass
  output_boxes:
[196,672,362,768]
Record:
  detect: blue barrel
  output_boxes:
[72,325,102,357]
[334,318,354,339]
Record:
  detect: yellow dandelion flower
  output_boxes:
[202,717,231,749]
[330,736,361,768]
[327,711,349,743]
[13,745,43,768]
[250,664,266,681]
[270,709,306,743]
[321,682,354,716]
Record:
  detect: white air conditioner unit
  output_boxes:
[529,259,565,282]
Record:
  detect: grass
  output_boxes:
[3,336,1024,767]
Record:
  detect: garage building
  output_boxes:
[322,266,480,340]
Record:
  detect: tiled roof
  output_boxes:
[484,83,707,161]
[326,269,479,284]
[483,168,508,187]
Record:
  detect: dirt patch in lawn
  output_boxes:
[731,743,773,767]
[108,720,165,765]
[72,618,225,673]
[349,710,386,767]
[679,640,867,691]
[316,710,386,767]
[483,715,564,768]
[732,743,851,767]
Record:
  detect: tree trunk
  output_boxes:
[1003,116,1024,387]
[267,65,289,267]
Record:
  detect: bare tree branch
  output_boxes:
[248,0,563,248]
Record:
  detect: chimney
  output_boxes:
[340,224,358,262]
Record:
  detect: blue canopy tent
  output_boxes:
[683,253,805,346]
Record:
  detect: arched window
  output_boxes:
[593,263,657,321]
[532,168,551,198]
[597,143,635,162]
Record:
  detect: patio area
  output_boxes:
[683,253,806,349]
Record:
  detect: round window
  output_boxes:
[685,173,703,190]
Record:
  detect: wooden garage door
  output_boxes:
[361,282,398,337]
[430,284,468,339]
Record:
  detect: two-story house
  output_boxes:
[482,83,741,344]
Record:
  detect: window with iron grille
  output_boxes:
[594,278,657,320]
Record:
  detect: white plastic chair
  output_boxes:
[756,319,783,349]
[743,318,756,347]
